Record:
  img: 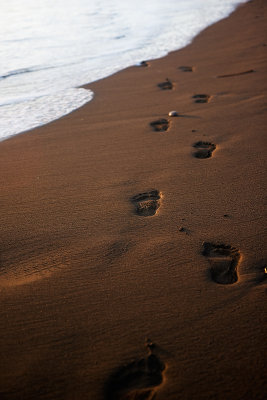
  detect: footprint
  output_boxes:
[217,69,254,78]
[157,78,173,90]
[140,61,149,67]
[131,190,161,217]
[105,349,165,400]
[150,119,169,132]
[179,66,194,72]
[192,94,211,103]
[202,242,241,284]
[193,141,216,159]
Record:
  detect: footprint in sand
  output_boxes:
[202,242,241,284]
[217,69,254,78]
[193,94,211,103]
[179,66,194,72]
[193,141,216,159]
[150,119,169,132]
[157,78,173,90]
[140,61,149,67]
[131,190,161,217]
[105,348,166,400]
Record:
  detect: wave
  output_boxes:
[0,66,56,80]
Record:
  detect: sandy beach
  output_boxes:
[0,0,266,399]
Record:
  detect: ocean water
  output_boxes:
[0,0,248,140]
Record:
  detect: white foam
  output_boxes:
[0,0,248,140]
[0,88,93,141]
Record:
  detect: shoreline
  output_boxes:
[0,1,266,399]
[0,2,248,142]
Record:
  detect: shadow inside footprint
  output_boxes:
[202,242,241,284]
[193,94,210,103]
[131,190,161,217]
[179,66,194,72]
[150,119,169,132]
[157,78,173,90]
[254,264,267,285]
[193,141,216,159]
[105,353,165,400]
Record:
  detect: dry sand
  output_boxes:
[0,0,266,399]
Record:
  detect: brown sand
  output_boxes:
[0,1,266,399]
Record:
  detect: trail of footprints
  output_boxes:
[132,71,239,284]
[105,66,245,397]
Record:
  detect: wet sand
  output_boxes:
[0,0,266,399]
